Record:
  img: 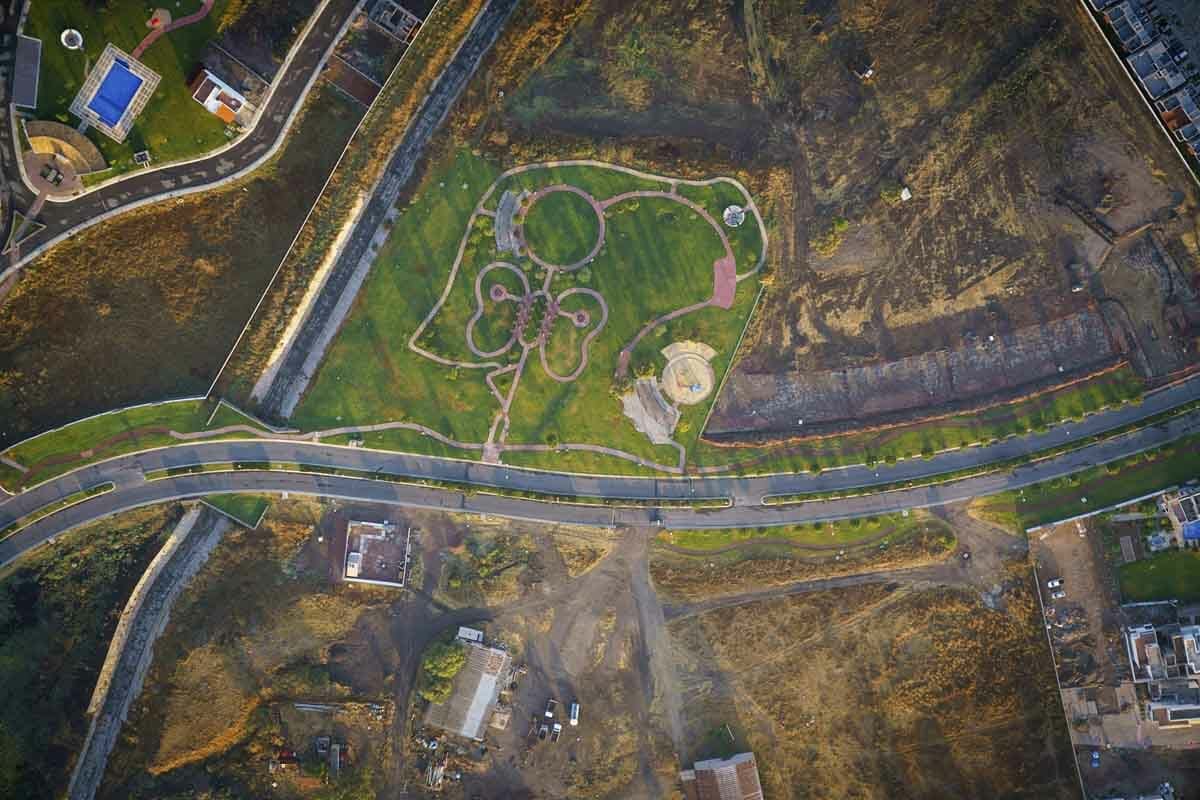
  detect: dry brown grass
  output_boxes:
[104,505,379,783]
[669,579,1076,799]
[650,520,955,602]
[555,537,610,577]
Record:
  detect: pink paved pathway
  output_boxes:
[132,0,214,58]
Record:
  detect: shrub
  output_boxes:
[809,216,851,257]
[879,178,904,206]
[418,640,466,703]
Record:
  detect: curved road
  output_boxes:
[1,376,1198,568]
[0,0,359,274]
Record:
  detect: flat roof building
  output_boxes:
[342,520,411,587]
[1126,41,1187,99]
[680,752,764,800]
[190,68,247,125]
[13,35,42,110]
[1104,1,1157,53]
[423,641,511,741]
[1157,88,1200,146]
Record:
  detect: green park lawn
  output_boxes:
[25,0,231,176]
[204,493,271,528]
[1120,550,1200,603]
[293,149,765,468]
[521,189,599,265]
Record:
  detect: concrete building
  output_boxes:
[1105,1,1157,53]
[423,641,511,741]
[680,752,764,800]
[189,68,248,125]
[1126,40,1187,99]
[1157,88,1200,149]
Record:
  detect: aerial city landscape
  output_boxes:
[2,0,1200,798]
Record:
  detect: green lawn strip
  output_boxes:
[26,0,230,176]
[1120,550,1200,603]
[660,512,911,551]
[202,494,271,528]
[0,399,273,492]
[974,433,1200,531]
[692,366,1146,474]
[0,482,114,540]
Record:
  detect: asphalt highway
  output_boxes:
[1,375,1198,569]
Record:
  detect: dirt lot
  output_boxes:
[665,578,1078,799]
[1030,516,1200,798]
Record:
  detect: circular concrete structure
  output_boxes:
[60,29,83,50]
[661,352,716,405]
[723,204,746,228]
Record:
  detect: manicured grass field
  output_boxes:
[1120,550,1200,603]
[973,433,1200,532]
[204,494,271,528]
[521,189,599,265]
[294,150,764,468]
[26,0,231,176]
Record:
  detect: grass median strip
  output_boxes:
[143,461,731,509]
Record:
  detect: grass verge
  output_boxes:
[203,494,271,529]
[1119,550,1200,603]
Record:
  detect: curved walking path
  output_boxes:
[132,1,215,58]
[407,161,768,460]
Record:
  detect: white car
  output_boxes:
[1051,590,1067,600]
[569,702,580,727]
[1047,578,1063,589]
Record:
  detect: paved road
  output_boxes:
[0,0,359,273]
[2,397,1198,569]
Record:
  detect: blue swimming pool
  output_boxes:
[87,59,143,127]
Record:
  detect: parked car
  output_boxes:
[1051,590,1067,600]
[551,722,563,742]
[1047,578,1064,589]
[544,699,558,719]
[569,702,580,727]
[1090,751,1101,768]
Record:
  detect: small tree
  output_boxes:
[418,641,467,703]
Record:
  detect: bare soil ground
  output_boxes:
[1028,515,1200,798]
[664,578,1078,799]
